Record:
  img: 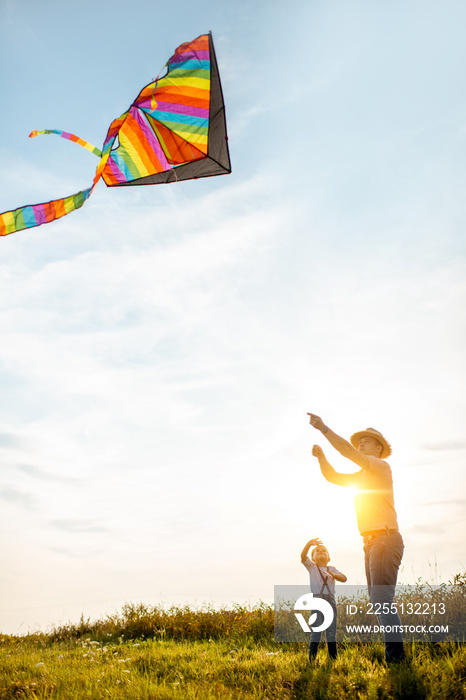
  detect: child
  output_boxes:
[300,537,347,661]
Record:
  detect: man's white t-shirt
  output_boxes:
[351,455,399,534]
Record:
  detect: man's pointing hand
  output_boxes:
[307,413,327,432]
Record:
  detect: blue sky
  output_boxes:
[0,0,465,634]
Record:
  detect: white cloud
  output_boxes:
[1,0,466,635]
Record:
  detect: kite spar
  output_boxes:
[0,33,231,237]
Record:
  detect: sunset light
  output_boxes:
[0,0,464,655]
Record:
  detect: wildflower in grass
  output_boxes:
[35,662,45,667]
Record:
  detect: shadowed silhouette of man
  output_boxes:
[308,413,405,663]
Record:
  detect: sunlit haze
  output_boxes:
[0,0,465,635]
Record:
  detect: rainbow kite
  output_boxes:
[0,33,231,237]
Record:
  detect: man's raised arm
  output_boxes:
[311,445,357,487]
[308,413,369,470]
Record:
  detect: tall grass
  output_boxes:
[48,601,275,644]
[0,576,464,699]
[46,572,465,645]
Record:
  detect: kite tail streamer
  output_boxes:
[0,114,127,236]
[0,187,94,236]
[29,130,102,157]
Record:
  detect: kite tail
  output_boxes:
[29,129,102,157]
[0,187,94,236]
[0,115,125,236]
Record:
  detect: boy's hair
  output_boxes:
[311,545,330,562]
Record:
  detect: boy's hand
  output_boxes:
[309,538,323,546]
[312,445,324,458]
[323,570,335,580]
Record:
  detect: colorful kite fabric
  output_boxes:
[29,130,102,157]
[0,33,230,237]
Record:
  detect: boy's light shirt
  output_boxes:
[351,455,399,534]
[302,558,344,596]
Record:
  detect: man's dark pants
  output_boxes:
[363,531,405,662]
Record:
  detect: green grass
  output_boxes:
[0,601,464,700]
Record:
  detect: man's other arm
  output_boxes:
[311,445,358,487]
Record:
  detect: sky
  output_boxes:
[0,0,465,635]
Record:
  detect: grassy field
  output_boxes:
[1,633,465,700]
[0,600,465,700]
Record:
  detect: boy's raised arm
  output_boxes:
[300,537,322,563]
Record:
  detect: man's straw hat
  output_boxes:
[350,427,392,459]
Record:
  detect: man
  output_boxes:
[307,412,405,662]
